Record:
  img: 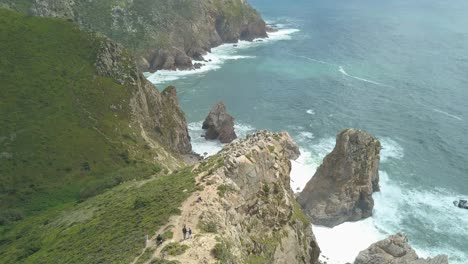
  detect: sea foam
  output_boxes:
[146,27,300,85]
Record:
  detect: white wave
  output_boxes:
[288,53,339,67]
[306,109,315,115]
[373,172,468,263]
[291,149,316,193]
[314,218,385,264]
[339,66,394,88]
[299,131,315,140]
[433,108,463,121]
[379,137,404,162]
[187,121,256,157]
[146,28,299,85]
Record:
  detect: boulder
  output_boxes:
[298,128,381,227]
[354,233,448,264]
[202,101,237,143]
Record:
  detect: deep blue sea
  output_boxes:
[147,0,468,262]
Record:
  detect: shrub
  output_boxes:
[161,243,189,256]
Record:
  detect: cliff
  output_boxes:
[354,233,449,264]
[135,131,320,264]
[1,0,267,71]
[298,128,381,227]
[0,8,190,231]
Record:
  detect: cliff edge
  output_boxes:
[1,0,267,71]
[137,131,320,264]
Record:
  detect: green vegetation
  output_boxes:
[136,250,154,264]
[151,259,180,264]
[292,199,310,226]
[217,184,234,198]
[198,220,218,233]
[211,238,235,263]
[0,8,171,225]
[0,167,196,263]
[161,242,189,256]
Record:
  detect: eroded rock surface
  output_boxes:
[298,128,381,227]
[202,101,237,143]
[2,0,267,71]
[354,233,448,264]
[96,38,192,154]
[147,131,320,263]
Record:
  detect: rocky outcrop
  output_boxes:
[96,38,192,154]
[202,101,237,143]
[2,0,267,71]
[354,233,449,264]
[148,131,320,263]
[298,128,381,227]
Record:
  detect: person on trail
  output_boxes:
[156,234,163,246]
[182,225,187,240]
[188,227,192,239]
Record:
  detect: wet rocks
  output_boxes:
[298,128,381,227]
[202,101,237,143]
[354,233,448,264]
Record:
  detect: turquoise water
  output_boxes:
[148,0,468,262]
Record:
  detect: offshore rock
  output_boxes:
[202,101,237,143]
[298,128,381,227]
[354,233,448,264]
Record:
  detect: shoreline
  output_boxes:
[145,25,300,85]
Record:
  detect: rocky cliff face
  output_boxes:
[298,128,381,227]
[202,101,237,143]
[142,131,320,263]
[95,38,192,154]
[2,0,267,71]
[354,233,448,264]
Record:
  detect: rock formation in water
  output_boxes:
[298,128,381,227]
[1,0,267,71]
[202,101,237,143]
[354,233,449,264]
[144,131,320,263]
[96,38,192,154]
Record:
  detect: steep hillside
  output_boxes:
[135,131,321,264]
[1,0,267,71]
[0,8,190,226]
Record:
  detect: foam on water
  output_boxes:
[187,121,256,157]
[290,149,316,193]
[339,66,394,88]
[379,137,404,162]
[146,27,300,85]
[433,108,463,121]
[306,109,315,115]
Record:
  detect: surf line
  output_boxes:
[287,53,339,67]
[338,66,394,88]
[433,109,463,121]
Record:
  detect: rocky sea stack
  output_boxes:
[202,101,237,143]
[298,128,381,227]
[354,233,448,264]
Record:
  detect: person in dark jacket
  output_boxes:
[182,225,187,240]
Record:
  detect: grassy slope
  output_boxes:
[0,9,169,225]
[0,167,196,263]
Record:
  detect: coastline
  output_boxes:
[145,26,300,85]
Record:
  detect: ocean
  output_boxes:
[146,0,468,263]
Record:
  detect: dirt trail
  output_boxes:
[132,171,220,264]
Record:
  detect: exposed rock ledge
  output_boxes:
[3,0,268,72]
[298,128,381,227]
[95,38,192,155]
[147,131,320,263]
[202,101,237,143]
[354,233,449,264]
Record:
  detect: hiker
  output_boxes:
[188,227,192,239]
[156,234,163,246]
[182,225,187,240]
